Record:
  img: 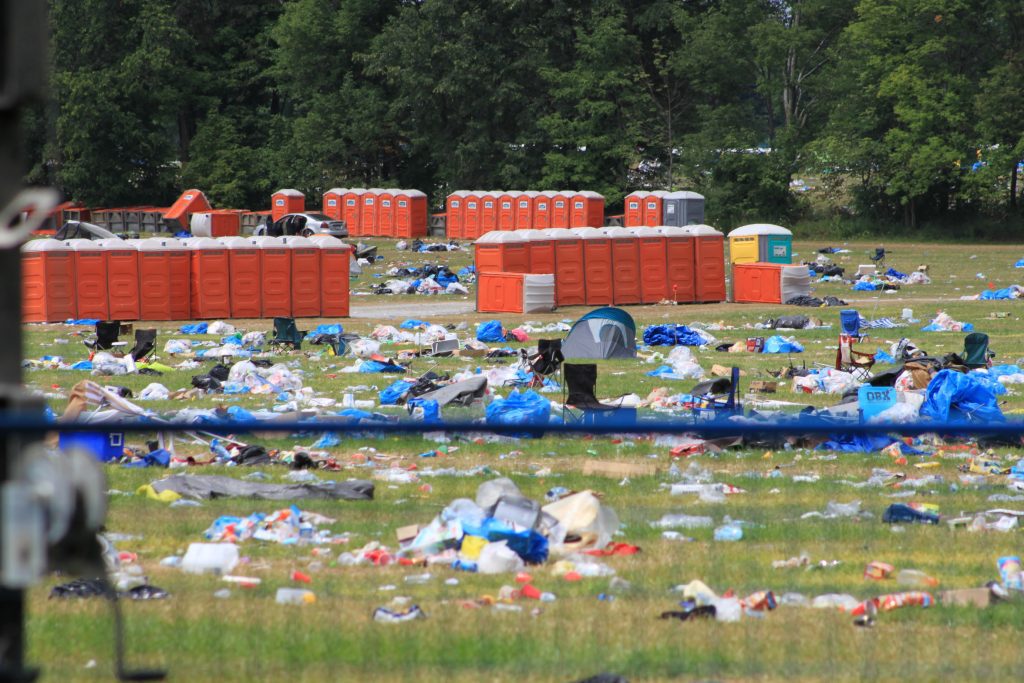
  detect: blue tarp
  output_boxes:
[64,318,100,326]
[969,371,1008,396]
[886,267,907,279]
[180,323,209,334]
[122,448,171,468]
[853,281,879,291]
[400,320,428,330]
[817,434,910,453]
[874,348,896,363]
[921,321,974,332]
[980,287,1018,300]
[643,325,707,346]
[359,360,406,373]
[461,517,549,564]
[920,369,1004,423]
[762,336,803,353]
[1015,259,1024,268]
[305,324,343,338]
[380,379,414,405]
[477,320,506,342]
[485,389,551,429]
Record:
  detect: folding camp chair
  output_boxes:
[84,320,122,351]
[963,332,993,369]
[836,309,874,379]
[562,363,623,425]
[690,367,741,419]
[528,339,564,389]
[269,317,304,350]
[128,329,157,361]
[870,247,887,269]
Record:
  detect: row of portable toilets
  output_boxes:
[446,190,607,240]
[315,188,428,238]
[622,191,706,228]
[474,226,727,313]
[22,236,351,323]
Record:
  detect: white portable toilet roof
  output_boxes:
[253,236,288,248]
[512,229,544,241]
[281,235,315,247]
[503,190,524,198]
[539,190,559,198]
[657,225,691,236]
[483,191,502,199]
[648,190,669,198]
[308,234,348,249]
[129,238,187,251]
[66,239,104,251]
[325,188,348,195]
[605,227,636,239]
[399,189,426,198]
[686,224,724,237]
[181,237,224,249]
[365,188,384,195]
[729,223,791,237]
[627,191,651,199]
[449,190,471,198]
[628,226,664,237]
[577,190,604,199]
[574,227,606,239]
[523,190,541,198]
[23,239,74,253]
[664,190,704,200]
[217,236,259,249]
[347,188,367,195]
[480,231,526,244]
[274,188,303,197]
[95,238,137,250]
[542,228,576,241]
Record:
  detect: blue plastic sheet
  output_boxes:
[762,336,803,353]
[485,389,551,429]
[462,517,549,564]
[380,379,414,405]
[921,369,1005,423]
[921,321,974,332]
[968,371,1008,396]
[458,266,476,276]
[400,320,428,330]
[816,434,924,453]
[477,320,506,342]
[69,360,93,370]
[180,323,209,334]
[64,318,100,326]
[359,360,405,373]
[874,348,896,363]
[852,281,878,291]
[643,325,707,346]
[980,287,1017,300]
[122,448,171,468]
[1015,259,1024,268]
[885,267,907,279]
[305,324,344,338]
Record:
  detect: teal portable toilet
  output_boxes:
[728,224,792,264]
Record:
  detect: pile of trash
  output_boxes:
[371,264,469,295]
[202,506,340,544]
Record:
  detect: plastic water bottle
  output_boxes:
[275,588,316,605]
[713,523,743,542]
[896,569,938,588]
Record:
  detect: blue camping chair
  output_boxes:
[837,309,874,377]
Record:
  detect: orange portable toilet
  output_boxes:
[254,236,291,317]
[360,189,382,237]
[551,191,573,229]
[498,191,521,231]
[516,191,538,229]
[190,211,241,238]
[474,231,529,274]
[309,235,350,317]
[182,237,230,320]
[533,191,555,230]
[377,190,396,237]
[218,237,262,319]
[281,235,321,317]
[571,191,605,228]
[446,191,469,240]
[394,189,427,238]
[630,226,668,304]
[624,191,648,227]
[546,229,586,306]
[133,238,180,321]
[462,191,483,240]
[687,225,726,303]
[164,189,212,230]
[643,191,667,227]
[167,239,192,320]
[732,262,784,304]
[323,188,347,221]
[575,227,614,306]
[272,189,305,223]
[22,240,76,322]
[606,227,642,305]
[67,240,109,320]
[96,239,139,321]
[516,229,555,274]
[659,225,695,303]
[478,191,499,236]
[342,189,365,236]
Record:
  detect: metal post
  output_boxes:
[0,1,49,680]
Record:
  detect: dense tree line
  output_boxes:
[21,0,1024,229]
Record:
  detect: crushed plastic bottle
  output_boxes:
[275,588,316,605]
[713,523,743,542]
[650,514,713,529]
[896,569,939,588]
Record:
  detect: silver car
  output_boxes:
[256,213,347,238]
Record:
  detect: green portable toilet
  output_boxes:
[727,224,792,264]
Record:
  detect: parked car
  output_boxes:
[255,213,347,238]
[53,220,121,241]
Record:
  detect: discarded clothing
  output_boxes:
[148,474,375,501]
[785,295,847,307]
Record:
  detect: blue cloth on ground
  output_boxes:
[180,323,208,334]
[643,325,707,346]
[980,287,1017,300]
[485,389,550,428]
[477,320,506,342]
[305,324,343,338]
[921,369,1004,423]
[886,267,907,279]
[400,320,428,330]
[359,360,405,373]
[380,379,414,405]
[853,281,878,291]
[762,336,803,353]
[122,448,170,468]
[817,434,909,453]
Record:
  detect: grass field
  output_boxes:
[21,238,1024,682]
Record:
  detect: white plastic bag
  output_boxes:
[477,541,525,574]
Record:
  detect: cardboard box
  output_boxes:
[749,380,777,394]
[939,588,992,608]
[582,460,660,478]
[396,524,422,545]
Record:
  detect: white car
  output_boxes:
[256,213,347,238]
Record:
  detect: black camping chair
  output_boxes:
[870,247,887,268]
[529,339,564,388]
[963,332,993,369]
[270,317,304,350]
[691,367,741,419]
[562,363,621,424]
[129,329,157,362]
[84,321,122,351]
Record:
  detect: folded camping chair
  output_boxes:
[562,363,621,424]
[963,332,993,369]
[128,329,157,361]
[836,309,874,379]
[870,247,887,268]
[690,366,741,419]
[270,317,304,350]
[84,320,122,351]
[529,339,564,388]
